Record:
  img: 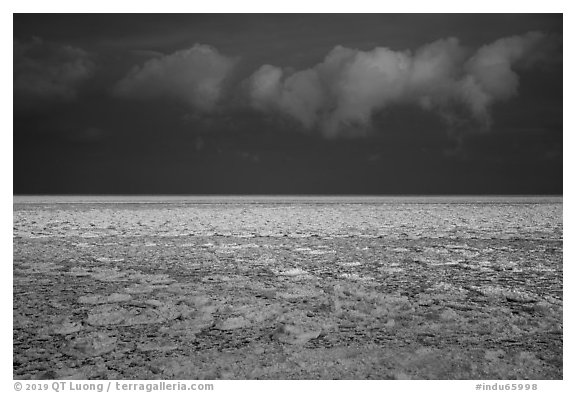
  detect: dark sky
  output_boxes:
[13,14,563,195]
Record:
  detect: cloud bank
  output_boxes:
[14,38,95,107]
[114,44,237,112]
[247,32,554,137]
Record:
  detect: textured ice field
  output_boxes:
[13,196,562,379]
[13,196,562,240]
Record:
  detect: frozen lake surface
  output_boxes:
[13,196,562,379]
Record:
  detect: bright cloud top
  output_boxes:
[247,32,553,137]
[114,44,237,112]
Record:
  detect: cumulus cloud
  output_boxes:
[114,44,237,112]
[246,32,555,137]
[14,38,95,107]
